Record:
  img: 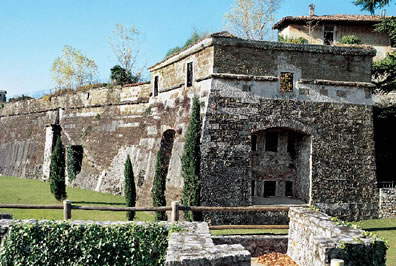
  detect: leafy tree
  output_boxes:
[355,0,396,92]
[109,24,142,79]
[49,136,67,201]
[339,35,362,44]
[181,96,202,221]
[165,31,202,58]
[124,155,136,221]
[373,53,396,92]
[152,149,167,221]
[354,0,392,13]
[51,45,97,90]
[224,0,281,40]
[110,65,133,85]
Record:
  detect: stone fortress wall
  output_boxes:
[0,32,380,222]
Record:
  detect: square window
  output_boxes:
[153,76,159,96]
[324,25,334,45]
[265,132,278,152]
[186,62,193,87]
[264,181,276,197]
[280,72,293,92]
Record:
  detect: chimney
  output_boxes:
[309,4,315,16]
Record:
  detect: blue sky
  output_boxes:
[1,0,395,98]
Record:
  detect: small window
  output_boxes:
[251,180,256,196]
[285,181,293,197]
[264,181,276,197]
[265,132,278,152]
[280,72,293,92]
[324,25,334,45]
[251,134,257,152]
[186,62,193,87]
[153,76,159,96]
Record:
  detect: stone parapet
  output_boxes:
[379,188,396,218]
[287,207,387,266]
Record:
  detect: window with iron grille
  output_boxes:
[280,72,293,92]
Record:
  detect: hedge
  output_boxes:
[0,221,173,266]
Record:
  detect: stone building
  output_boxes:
[273,4,394,61]
[0,90,6,103]
[0,32,378,223]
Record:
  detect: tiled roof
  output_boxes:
[273,15,393,30]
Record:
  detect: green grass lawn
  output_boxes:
[0,176,153,221]
[355,218,396,266]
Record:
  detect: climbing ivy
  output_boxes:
[181,96,202,221]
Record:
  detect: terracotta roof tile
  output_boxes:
[273,15,393,30]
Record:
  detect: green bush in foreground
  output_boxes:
[0,221,170,266]
[339,35,362,45]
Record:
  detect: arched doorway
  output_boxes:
[250,127,312,205]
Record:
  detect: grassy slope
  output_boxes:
[0,176,153,221]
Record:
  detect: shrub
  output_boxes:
[124,155,136,221]
[0,221,170,266]
[152,149,167,221]
[49,136,67,201]
[278,35,308,44]
[339,35,362,45]
[181,96,202,221]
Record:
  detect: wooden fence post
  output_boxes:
[171,201,179,222]
[63,200,72,220]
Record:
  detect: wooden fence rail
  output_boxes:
[0,201,308,229]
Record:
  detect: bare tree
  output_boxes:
[224,0,281,41]
[109,24,141,79]
[51,46,98,90]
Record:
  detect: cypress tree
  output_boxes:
[181,96,201,221]
[49,136,67,201]
[152,149,167,221]
[124,155,136,221]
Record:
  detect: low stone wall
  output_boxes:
[379,188,396,218]
[212,235,288,257]
[166,223,250,265]
[0,219,250,266]
[287,207,387,266]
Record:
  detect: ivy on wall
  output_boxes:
[181,96,202,221]
[0,222,171,266]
